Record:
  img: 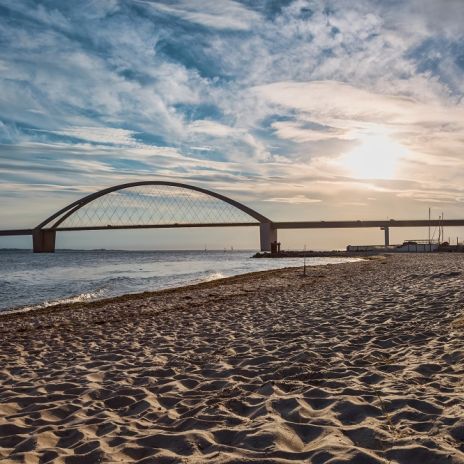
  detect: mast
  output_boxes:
[438,213,441,244]
[442,212,444,244]
[428,207,431,251]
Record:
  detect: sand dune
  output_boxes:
[1,254,464,463]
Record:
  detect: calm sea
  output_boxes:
[0,250,358,313]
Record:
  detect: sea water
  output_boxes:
[0,249,358,312]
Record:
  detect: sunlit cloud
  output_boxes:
[265,195,322,204]
[271,121,347,143]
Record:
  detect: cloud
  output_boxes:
[188,120,238,137]
[265,195,322,204]
[136,0,261,31]
[378,0,464,39]
[38,127,139,145]
[254,80,464,128]
[254,80,464,184]
[271,121,347,143]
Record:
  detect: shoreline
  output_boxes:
[0,265,302,320]
[0,256,363,318]
[253,250,377,258]
[1,257,367,324]
[1,254,463,463]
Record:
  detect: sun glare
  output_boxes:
[340,133,407,180]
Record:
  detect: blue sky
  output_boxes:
[1,0,464,249]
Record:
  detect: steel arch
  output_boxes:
[35,181,272,230]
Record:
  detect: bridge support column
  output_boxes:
[260,223,277,252]
[33,229,56,253]
[381,226,390,247]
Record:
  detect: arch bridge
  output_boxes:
[2,180,464,252]
[1,181,277,252]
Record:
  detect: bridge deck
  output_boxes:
[0,229,34,236]
[1,219,464,236]
[273,219,464,229]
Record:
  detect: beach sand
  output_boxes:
[1,254,464,463]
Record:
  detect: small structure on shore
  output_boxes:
[253,239,464,258]
[270,241,281,253]
[347,240,439,253]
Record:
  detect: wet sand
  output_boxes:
[1,254,464,463]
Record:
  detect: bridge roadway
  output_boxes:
[1,218,464,251]
[3,218,464,233]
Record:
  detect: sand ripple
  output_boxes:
[1,254,464,463]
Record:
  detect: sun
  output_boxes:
[339,132,407,180]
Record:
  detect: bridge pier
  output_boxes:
[33,229,56,253]
[381,226,390,247]
[260,223,277,252]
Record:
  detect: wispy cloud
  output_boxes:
[188,120,238,137]
[136,0,260,31]
[265,195,322,204]
[37,127,139,146]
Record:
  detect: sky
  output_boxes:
[1,0,464,250]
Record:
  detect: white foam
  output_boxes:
[203,272,226,282]
[2,289,106,315]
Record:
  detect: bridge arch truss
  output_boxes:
[32,181,276,252]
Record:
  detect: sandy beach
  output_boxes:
[1,254,463,463]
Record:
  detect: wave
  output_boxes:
[2,289,107,315]
[202,272,226,282]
